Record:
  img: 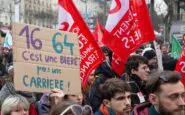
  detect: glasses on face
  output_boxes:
[60,104,93,115]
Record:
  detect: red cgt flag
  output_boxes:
[103,0,155,75]
[175,45,185,87]
[58,0,105,87]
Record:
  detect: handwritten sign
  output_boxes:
[12,23,81,94]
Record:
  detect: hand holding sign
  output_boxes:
[49,89,65,106]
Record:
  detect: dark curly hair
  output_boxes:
[125,55,148,76]
[99,78,131,100]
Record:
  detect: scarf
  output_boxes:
[99,104,121,115]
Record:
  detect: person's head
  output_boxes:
[146,71,185,115]
[101,46,112,62]
[1,94,30,115]
[142,48,157,71]
[125,55,150,81]
[99,78,132,114]
[64,94,83,105]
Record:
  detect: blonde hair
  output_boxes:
[1,94,30,115]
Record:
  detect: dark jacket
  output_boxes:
[86,75,106,113]
[0,63,6,77]
[132,102,160,115]
[125,74,147,107]
[86,61,119,113]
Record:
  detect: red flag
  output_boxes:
[103,0,155,75]
[111,53,125,76]
[58,0,105,87]
[175,45,185,87]
[104,0,155,61]
[92,20,104,47]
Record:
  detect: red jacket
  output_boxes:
[29,104,38,115]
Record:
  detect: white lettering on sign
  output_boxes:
[80,52,98,78]
[71,27,88,49]
[121,30,141,49]
[80,44,94,61]
[114,10,134,38]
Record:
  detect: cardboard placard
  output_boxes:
[12,23,81,95]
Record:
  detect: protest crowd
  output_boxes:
[0,0,185,115]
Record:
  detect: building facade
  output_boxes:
[0,0,57,30]
[0,0,14,29]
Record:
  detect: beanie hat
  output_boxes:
[142,48,156,60]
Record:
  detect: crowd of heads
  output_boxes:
[0,34,184,115]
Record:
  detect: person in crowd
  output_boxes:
[49,100,93,115]
[0,57,7,89]
[163,59,178,71]
[1,94,30,115]
[142,47,158,72]
[132,71,185,115]
[82,70,95,105]
[124,55,150,107]
[2,47,10,64]
[63,94,83,105]
[0,66,37,115]
[38,89,83,115]
[6,48,13,67]
[0,54,7,78]
[162,52,178,71]
[86,46,120,112]
[95,78,132,115]
[0,66,36,106]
